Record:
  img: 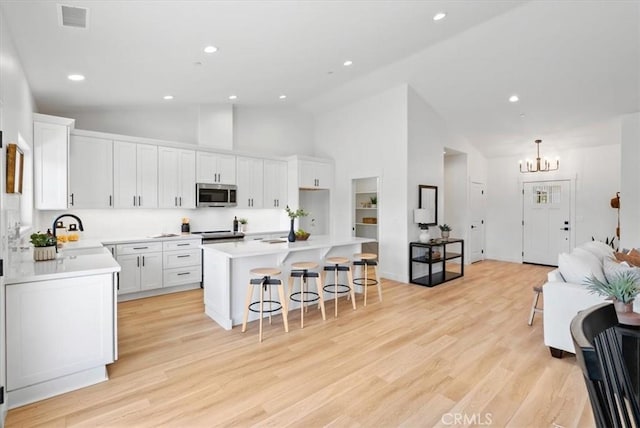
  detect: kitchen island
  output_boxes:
[5,247,120,408]
[202,236,375,330]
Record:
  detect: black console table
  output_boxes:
[409,239,464,287]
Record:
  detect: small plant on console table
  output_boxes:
[439,224,452,240]
[285,206,309,242]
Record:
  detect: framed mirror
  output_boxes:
[418,185,437,226]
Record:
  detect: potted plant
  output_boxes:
[584,271,640,325]
[285,206,309,242]
[238,218,248,232]
[439,224,452,240]
[370,196,377,208]
[30,231,57,261]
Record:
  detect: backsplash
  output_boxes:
[35,208,289,240]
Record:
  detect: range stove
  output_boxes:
[192,229,245,243]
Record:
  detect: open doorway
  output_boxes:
[352,177,379,257]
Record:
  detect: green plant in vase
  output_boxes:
[30,231,57,261]
[439,224,452,240]
[285,206,309,242]
[584,270,640,324]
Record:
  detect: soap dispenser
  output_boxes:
[233,216,239,233]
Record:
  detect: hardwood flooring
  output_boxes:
[5,260,594,427]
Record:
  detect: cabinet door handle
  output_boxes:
[177,243,189,246]
[133,246,148,250]
[70,193,74,206]
[179,196,182,206]
[177,272,191,276]
[138,196,142,206]
[175,196,178,207]
[177,255,190,258]
[133,195,137,206]
[142,255,145,267]
[109,195,113,206]
[137,256,140,267]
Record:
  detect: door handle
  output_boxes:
[471,225,476,229]
[70,193,74,206]
[560,227,570,231]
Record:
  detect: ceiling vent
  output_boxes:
[58,4,88,29]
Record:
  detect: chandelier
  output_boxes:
[519,139,559,173]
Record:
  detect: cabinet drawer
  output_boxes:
[163,249,201,268]
[163,266,202,287]
[163,239,201,251]
[116,242,163,255]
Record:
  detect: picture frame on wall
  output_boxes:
[6,143,24,194]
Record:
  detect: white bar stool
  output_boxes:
[242,267,289,342]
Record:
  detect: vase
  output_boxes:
[441,231,450,240]
[33,245,56,261]
[613,299,640,326]
[288,219,296,242]
[419,229,430,243]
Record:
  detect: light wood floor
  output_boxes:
[6,260,595,427]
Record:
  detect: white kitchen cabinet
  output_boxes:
[263,159,288,208]
[236,156,264,208]
[69,135,114,209]
[196,151,236,184]
[299,160,332,189]
[116,242,163,294]
[6,274,115,392]
[33,114,75,210]
[158,147,196,208]
[113,141,158,208]
[162,238,202,287]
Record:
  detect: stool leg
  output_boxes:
[528,290,540,326]
[316,275,326,321]
[268,283,273,325]
[334,267,339,318]
[375,265,382,302]
[242,282,254,333]
[347,266,356,310]
[259,282,264,342]
[363,263,368,307]
[277,281,289,333]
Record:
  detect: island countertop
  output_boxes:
[6,247,121,285]
[201,235,375,259]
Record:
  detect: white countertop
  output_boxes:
[202,235,375,258]
[6,247,121,285]
[100,233,202,245]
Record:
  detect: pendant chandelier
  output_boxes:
[519,139,559,173]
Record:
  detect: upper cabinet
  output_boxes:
[69,135,113,209]
[158,147,196,208]
[236,156,264,208]
[33,114,75,210]
[113,141,158,208]
[263,159,287,208]
[298,159,332,189]
[196,152,236,185]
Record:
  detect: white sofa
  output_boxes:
[542,242,640,357]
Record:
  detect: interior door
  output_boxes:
[469,182,486,263]
[0,103,7,423]
[523,180,571,266]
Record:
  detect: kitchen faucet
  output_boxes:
[52,213,84,239]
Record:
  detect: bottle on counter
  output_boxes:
[55,221,68,245]
[233,216,239,233]
[181,217,190,234]
[68,223,80,241]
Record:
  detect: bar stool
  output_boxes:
[288,262,326,328]
[323,257,356,317]
[353,253,382,306]
[528,284,543,326]
[242,268,289,342]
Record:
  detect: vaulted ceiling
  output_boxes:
[1,0,638,157]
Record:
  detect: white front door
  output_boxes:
[523,180,571,266]
[469,182,486,263]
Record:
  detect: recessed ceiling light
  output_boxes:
[279,94,287,100]
[203,45,218,54]
[228,95,237,100]
[433,12,447,21]
[163,95,174,100]
[67,74,85,81]
[343,60,353,66]
[509,95,520,103]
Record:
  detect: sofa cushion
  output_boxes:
[578,241,615,263]
[558,249,606,284]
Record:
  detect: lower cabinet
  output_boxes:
[116,242,163,294]
[116,238,202,297]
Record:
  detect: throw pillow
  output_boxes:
[578,241,615,262]
[559,250,606,284]
[614,251,640,267]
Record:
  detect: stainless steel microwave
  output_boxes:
[196,183,237,207]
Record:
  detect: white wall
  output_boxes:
[314,85,408,281]
[620,112,640,249]
[0,5,37,422]
[233,106,315,157]
[486,143,621,262]
[444,153,468,243]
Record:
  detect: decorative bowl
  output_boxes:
[295,233,310,241]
